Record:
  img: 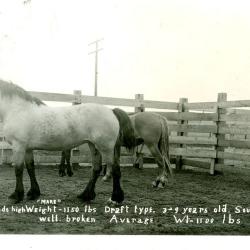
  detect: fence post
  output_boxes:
[134,94,145,169]
[213,92,227,174]
[135,94,145,112]
[72,90,82,168]
[176,97,188,171]
[1,145,12,166]
[73,90,82,105]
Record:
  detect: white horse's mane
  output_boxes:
[0,79,45,106]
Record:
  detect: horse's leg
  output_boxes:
[59,151,66,177]
[25,149,41,200]
[108,145,124,205]
[65,149,73,177]
[102,163,112,182]
[133,139,145,168]
[77,143,102,201]
[147,143,168,188]
[103,140,141,182]
[101,163,107,176]
[9,143,26,203]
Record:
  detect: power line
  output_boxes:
[88,38,103,96]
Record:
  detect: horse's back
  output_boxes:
[27,103,120,150]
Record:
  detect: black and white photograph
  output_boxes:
[0,0,250,247]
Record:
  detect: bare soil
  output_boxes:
[0,164,250,235]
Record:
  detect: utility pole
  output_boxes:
[88,38,103,96]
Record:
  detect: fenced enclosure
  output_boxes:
[1,90,250,174]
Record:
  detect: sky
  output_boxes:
[1,0,250,104]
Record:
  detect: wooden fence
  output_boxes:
[2,90,250,174]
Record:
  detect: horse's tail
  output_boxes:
[112,108,135,150]
[159,116,173,177]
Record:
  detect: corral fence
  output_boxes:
[1,90,250,174]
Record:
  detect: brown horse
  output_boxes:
[102,112,173,187]
[60,112,173,188]
[133,112,173,187]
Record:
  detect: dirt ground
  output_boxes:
[0,163,250,235]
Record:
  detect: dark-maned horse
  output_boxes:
[60,112,173,188]
[0,79,135,204]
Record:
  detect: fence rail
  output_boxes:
[159,112,218,121]
[169,124,217,133]
[29,91,179,110]
[2,90,250,174]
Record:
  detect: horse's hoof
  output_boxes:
[111,189,124,204]
[133,163,140,169]
[77,191,96,202]
[152,180,160,188]
[27,194,40,200]
[158,182,165,189]
[67,171,73,177]
[27,189,41,200]
[9,191,24,203]
[59,171,66,177]
[107,198,122,206]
